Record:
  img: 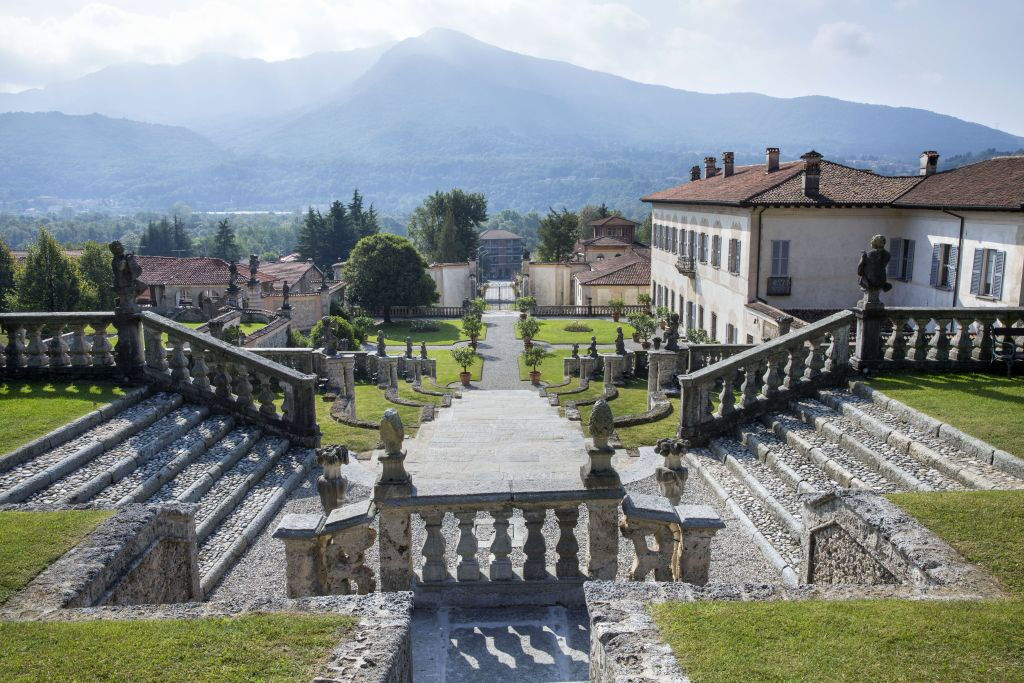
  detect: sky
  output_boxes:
[1,0,1021,136]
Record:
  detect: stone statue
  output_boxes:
[581,399,620,487]
[321,316,337,355]
[858,234,893,306]
[405,336,413,359]
[588,336,599,358]
[316,445,349,513]
[109,240,146,311]
[615,326,626,356]
[664,313,681,352]
[248,254,259,286]
[420,341,428,360]
[281,280,291,310]
[227,260,240,292]
[654,438,689,504]
[381,409,404,454]
[589,399,614,451]
[571,343,579,359]
[375,409,412,495]
[376,330,386,357]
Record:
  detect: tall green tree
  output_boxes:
[343,234,438,323]
[296,190,377,270]
[76,241,115,310]
[638,212,652,245]
[407,189,487,263]
[16,228,81,312]
[212,218,240,261]
[537,208,580,262]
[139,217,193,256]
[576,203,610,240]
[0,238,16,312]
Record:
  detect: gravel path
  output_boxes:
[475,312,532,390]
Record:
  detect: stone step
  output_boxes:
[737,423,841,496]
[816,388,1024,490]
[193,436,291,543]
[88,415,235,507]
[143,426,262,505]
[197,447,313,596]
[683,447,801,586]
[0,393,182,504]
[789,397,964,492]
[709,437,803,542]
[20,403,206,506]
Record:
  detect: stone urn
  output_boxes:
[529,370,541,385]
[460,371,472,386]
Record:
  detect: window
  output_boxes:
[670,289,676,313]
[771,240,790,276]
[970,247,1006,299]
[710,312,717,340]
[746,334,755,344]
[672,228,678,255]
[930,243,958,291]
[728,238,742,274]
[698,305,705,330]
[711,235,722,268]
[679,294,684,318]
[680,229,687,255]
[688,231,697,259]
[698,233,708,263]
[887,238,915,281]
[686,302,695,331]
[726,323,737,344]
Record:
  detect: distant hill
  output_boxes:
[1,28,1022,214]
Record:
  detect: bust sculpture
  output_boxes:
[615,326,626,356]
[858,234,892,306]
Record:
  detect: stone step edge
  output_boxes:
[65,406,212,504]
[709,438,803,542]
[199,449,315,598]
[682,449,800,587]
[849,380,1024,480]
[0,386,151,474]
[737,428,822,496]
[0,394,185,505]
[788,400,931,492]
[195,437,291,543]
[760,413,870,491]
[815,389,998,490]
[172,430,263,505]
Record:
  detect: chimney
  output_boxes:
[722,151,735,177]
[801,150,823,196]
[765,147,780,173]
[690,165,701,181]
[919,150,939,176]
[704,156,718,178]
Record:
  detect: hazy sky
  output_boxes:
[2,0,1021,135]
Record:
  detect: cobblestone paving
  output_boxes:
[712,437,804,521]
[194,437,288,530]
[742,423,841,494]
[145,427,261,503]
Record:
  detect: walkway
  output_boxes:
[475,312,528,390]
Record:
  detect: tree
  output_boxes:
[0,238,16,313]
[407,189,487,263]
[212,218,240,261]
[139,217,192,256]
[537,208,579,262]
[343,234,438,323]
[576,203,610,240]
[77,241,115,310]
[638,212,652,245]
[16,228,81,312]
[296,191,377,270]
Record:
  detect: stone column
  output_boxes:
[113,311,145,383]
[578,356,597,382]
[341,355,356,401]
[563,356,580,378]
[389,355,400,390]
[854,299,886,371]
[587,500,620,580]
[376,356,396,389]
[409,358,423,386]
[321,354,346,394]
[676,504,725,586]
[273,513,327,598]
[378,507,413,591]
[602,354,624,387]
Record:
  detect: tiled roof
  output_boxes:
[258,260,320,282]
[479,229,522,240]
[895,156,1024,210]
[574,252,650,286]
[579,236,633,247]
[749,161,922,206]
[136,256,274,286]
[588,215,638,227]
[642,161,804,205]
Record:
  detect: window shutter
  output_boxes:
[969,248,983,295]
[735,240,742,273]
[948,245,959,291]
[993,250,1005,300]
[887,238,902,278]
[929,244,940,286]
[903,239,915,281]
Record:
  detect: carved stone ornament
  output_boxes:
[381,409,405,454]
[590,398,614,450]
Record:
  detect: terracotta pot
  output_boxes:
[529,370,541,385]
[612,312,620,322]
[460,371,471,386]
[660,321,667,330]
[641,341,651,350]
[632,333,640,343]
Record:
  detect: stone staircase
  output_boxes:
[0,391,314,596]
[685,385,1024,585]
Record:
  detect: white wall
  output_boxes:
[525,262,588,305]
[427,262,476,307]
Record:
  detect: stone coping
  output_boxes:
[374,477,625,509]
[622,493,724,530]
[0,593,414,683]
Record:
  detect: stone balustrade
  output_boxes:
[677,310,854,445]
[1,312,117,376]
[683,343,755,373]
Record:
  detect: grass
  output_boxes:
[515,347,614,382]
[1,510,114,605]
[0,381,124,460]
[238,322,267,335]
[867,372,1024,458]
[395,382,444,407]
[0,613,355,682]
[516,318,635,344]
[376,319,486,346]
[315,383,421,452]
[651,489,1024,682]
[431,350,483,386]
[316,397,379,453]
[578,377,649,436]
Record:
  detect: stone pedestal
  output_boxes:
[602,354,626,388]
[113,310,145,383]
[647,350,680,397]
[377,356,400,390]
[378,508,413,592]
[677,504,725,586]
[563,356,580,378]
[587,500,620,579]
[854,300,886,371]
[407,358,423,386]
[578,356,599,381]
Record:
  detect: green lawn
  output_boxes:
[867,372,1024,458]
[578,378,649,436]
[0,382,124,460]
[431,350,483,386]
[1,510,114,605]
[0,613,354,682]
[316,397,379,453]
[395,383,444,407]
[315,383,421,452]
[516,318,635,344]
[515,347,614,382]
[238,322,267,335]
[614,398,680,448]
[376,319,486,347]
[651,489,1024,682]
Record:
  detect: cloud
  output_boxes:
[812,21,874,57]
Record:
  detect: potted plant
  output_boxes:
[516,316,541,349]
[470,297,487,317]
[627,312,657,350]
[450,346,479,387]
[515,296,536,320]
[637,293,652,314]
[522,346,551,385]
[461,314,483,350]
[656,305,670,330]
[608,297,625,322]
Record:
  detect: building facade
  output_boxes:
[478,229,523,281]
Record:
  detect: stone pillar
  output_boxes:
[602,354,625,387]
[854,300,886,371]
[649,350,680,396]
[273,514,327,598]
[321,354,346,394]
[676,504,725,586]
[409,358,423,386]
[378,508,413,591]
[113,311,145,383]
[578,356,598,382]
[389,356,400,390]
[587,500,620,580]
[563,356,580,378]
[377,356,397,389]
[341,355,356,401]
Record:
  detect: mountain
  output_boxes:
[1,28,1022,214]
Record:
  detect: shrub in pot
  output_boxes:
[627,312,657,350]
[461,314,483,349]
[450,346,479,386]
[655,305,670,329]
[637,293,652,314]
[522,346,552,386]
[516,316,541,348]
[515,296,536,320]
[608,297,625,322]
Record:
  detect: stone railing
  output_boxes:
[677,310,854,444]
[532,304,648,317]
[1,312,118,376]
[854,305,1024,372]
[349,305,468,319]
[683,343,755,373]
[248,348,317,374]
[140,312,320,444]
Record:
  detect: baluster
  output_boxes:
[420,512,448,582]
[168,335,191,383]
[741,360,760,408]
[145,327,167,371]
[782,341,805,390]
[927,317,951,361]
[5,325,26,368]
[281,382,295,423]
[48,323,70,367]
[554,505,580,578]
[760,351,782,399]
[951,316,974,362]
[191,347,211,392]
[489,509,514,581]
[69,324,90,367]
[974,317,994,361]
[907,317,928,361]
[803,336,824,380]
[522,508,547,580]
[715,369,736,418]
[454,511,480,581]
[90,323,114,366]
[232,363,254,410]
[257,372,277,418]
[884,316,907,361]
[213,357,233,400]
[25,324,48,368]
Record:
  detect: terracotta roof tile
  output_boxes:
[895,156,1024,210]
[574,252,650,286]
[136,256,275,286]
[588,215,638,227]
[749,160,922,206]
[642,161,804,205]
[258,261,320,281]
[479,229,522,240]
